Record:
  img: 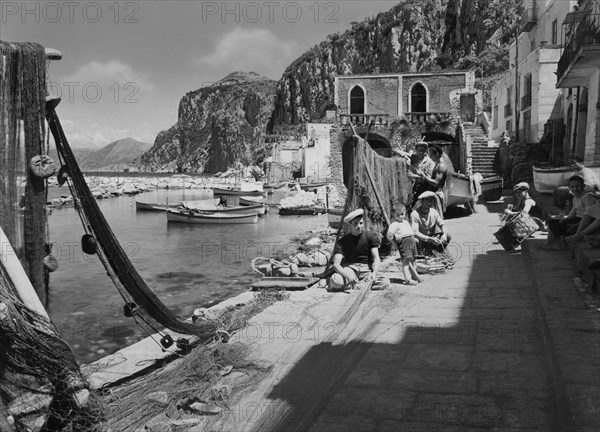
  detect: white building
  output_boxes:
[556,0,600,164]
[491,0,577,145]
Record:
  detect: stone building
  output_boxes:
[329,70,481,192]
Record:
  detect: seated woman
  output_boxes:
[411,191,451,255]
[566,192,600,244]
[544,175,586,250]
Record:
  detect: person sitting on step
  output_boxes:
[543,175,586,251]
[566,191,600,244]
[411,191,451,255]
[386,204,422,285]
[328,209,390,291]
[503,182,546,231]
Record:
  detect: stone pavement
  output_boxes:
[120,197,598,432]
[296,200,599,432]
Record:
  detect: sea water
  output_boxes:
[46,187,326,364]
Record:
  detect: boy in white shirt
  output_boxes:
[387,204,422,285]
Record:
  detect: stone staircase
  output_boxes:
[463,123,499,178]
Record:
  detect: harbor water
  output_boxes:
[46,187,326,364]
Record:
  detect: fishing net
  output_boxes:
[0,40,100,431]
[342,133,412,252]
[102,290,285,431]
[0,41,48,301]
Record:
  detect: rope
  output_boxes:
[46,107,218,338]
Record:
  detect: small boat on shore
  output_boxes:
[213,186,264,196]
[327,208,344,229]
[136,201,182,212]
[479,176,504,201]
[166,209,258,224]
[446,173,475,207]
[533,165,600,193]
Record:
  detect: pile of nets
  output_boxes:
[414,252,455,274]
[102,289,287,431]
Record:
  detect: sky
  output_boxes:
[1,0,398,148]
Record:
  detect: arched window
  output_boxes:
[350,86,365,114]
[411,83,427,112]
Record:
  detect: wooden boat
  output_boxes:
[480,176,504,201]
[446,173,475,207]
[327,208,344,229]
[136,200,182,212]
[182,199,266,216]
[213,186,264,196]
[297,181,328,191]
[239,196,264,206]
[533,165,600,193]
[166,209,258,224]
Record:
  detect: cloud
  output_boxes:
[60,60,154,91]
[194,28,299,78]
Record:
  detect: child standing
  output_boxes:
[387,204,423,285]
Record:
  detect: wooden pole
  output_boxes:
[0,226,49,319]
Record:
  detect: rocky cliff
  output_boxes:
[139,72,276,173]
[141,0,521,172]
[269,0,521,128]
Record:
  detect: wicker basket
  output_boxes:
[494,212,538,251]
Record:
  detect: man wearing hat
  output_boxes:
[411,191,451,254]
[504,182,543,219]
[329,209,389,291]
[408,141,435,205]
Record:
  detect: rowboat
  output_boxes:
[479,176,504,201]
[182,199,266,216]
[446,173,475,207]
[136,201,182,212]
[533,165,600,193]
[239,196,264,206]
[327,208,344,229]
[213,186,264,196]
[166,209,258,224]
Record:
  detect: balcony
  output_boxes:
[339,113,390,126]
[403,112,452,125]
[521,93,531,110]
[557,12,600,88]
[519,2,538,33]
[504,103,512,117]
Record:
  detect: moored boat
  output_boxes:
[533,165,600,193]
[213,186,264,196]
[182,199,266,216]
[166,209,258,224]
[239,196,264,206]
[136,200,183,212]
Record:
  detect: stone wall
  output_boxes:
[402,74,466,112]
[337,76,399,115]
